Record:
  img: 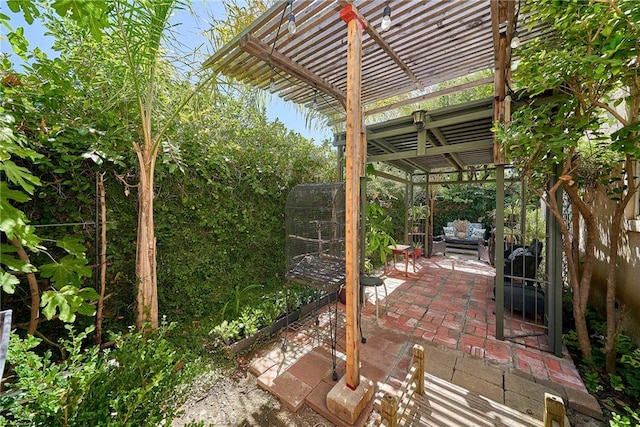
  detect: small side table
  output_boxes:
[385,244,415,277]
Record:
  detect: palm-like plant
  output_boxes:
[110,0,264,329]
[109,0,185,329]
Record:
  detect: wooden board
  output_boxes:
[396,372,543,427]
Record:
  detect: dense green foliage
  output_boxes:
[499,0,640,368]
[1,323,198,426]
[432,183,497,234]
[1,1,333,335]
[154,99,334,321]
[563,307,640,425]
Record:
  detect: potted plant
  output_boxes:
[410,204,429,235]
[409,204,430,221]
[410,240,423,258]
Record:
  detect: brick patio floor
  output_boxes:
[249,253,602,426]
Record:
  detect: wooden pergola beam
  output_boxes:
[337,0,424,92]
[491,0,516,166]
[365,76,494,117]
[327,76,494,126]
[351,109,493,141]
[239,33,347,109]
[368,139,494,163]
[366,129,426,173]
[424,114,466,172]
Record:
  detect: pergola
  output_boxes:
[204,0,558,422]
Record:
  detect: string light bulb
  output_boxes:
[287,1,297,35]
[381,4,392,31]
[312,90,318,110]
[269,76,276,92]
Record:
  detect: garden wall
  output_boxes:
[588,190,640,345]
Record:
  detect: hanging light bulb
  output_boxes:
[510,31,521,49]
[269,76,276,92]
[381,4,392,31]
[287,1,297,35]
[312,90,318,110]
[288,12,297,34]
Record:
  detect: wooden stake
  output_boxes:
[381,393,399,427]
[95,172,107,345]
[543,393,566,427]
[413,344,425,395]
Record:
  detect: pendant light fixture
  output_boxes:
[381,3,392,31]
[288,0,297,35]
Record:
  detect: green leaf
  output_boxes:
[78,286,99,301]
[0,253,36,273]
[6,29,29,60]
[0,271,19,294]
[76,301,96,316]
[40,285,96,322]
[0,160,41,194]
[7,0,40,24]
[57,236,87,259]
[41,291,67,320]
[40,255,91,288]
[0,181,31,203]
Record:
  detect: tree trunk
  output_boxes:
[135,150,158,330]
[564,181,597,361]
[604,157,637,374]
[571,204,580,278]
[540,159,595,361]
[11,238,39,335]
[95,173,107,345]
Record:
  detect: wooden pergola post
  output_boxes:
[340,3,365,391]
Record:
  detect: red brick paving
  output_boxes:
[250,253,591,424]
[361,254,586,392]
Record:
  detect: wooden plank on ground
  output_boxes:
[395,373,543,427]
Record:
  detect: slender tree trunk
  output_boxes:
[11,238,39,335]
[539,158,595,361]
[95,173,107,345]
[571,203,580,275]
[564,181,597,361]
[604,157,637,374]
[135,147,159,330]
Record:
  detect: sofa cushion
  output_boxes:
[471,228,486,239]
[443,226,455,237]
[466,223,483,239]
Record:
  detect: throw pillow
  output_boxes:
[443,226,455,237]
[467,223,478,238]
[472,228,486,239]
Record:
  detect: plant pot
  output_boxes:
[413,248,423,258]
[338,288,346,304]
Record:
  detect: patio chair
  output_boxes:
[494,239,545,319]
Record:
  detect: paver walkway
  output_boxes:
[249,254,603,426]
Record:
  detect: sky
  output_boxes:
[1,0,332,143]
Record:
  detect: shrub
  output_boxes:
[1,322,199,426]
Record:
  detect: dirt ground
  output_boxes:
[171,369,341,427]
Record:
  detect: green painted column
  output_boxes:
[495,165,505,340]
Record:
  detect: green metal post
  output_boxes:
[495,165,505,340]
[406,176,413,244]
[549,165,564,356]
